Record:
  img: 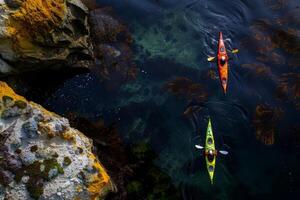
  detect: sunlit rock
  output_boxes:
[0,82,115,199]
[0,0,93,74]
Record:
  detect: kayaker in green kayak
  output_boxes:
[195,117,228,184]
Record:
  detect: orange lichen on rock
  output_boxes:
[253,104,283,145]
[0,82,26,101]
[6,0,67,55]
[10,0,66,36]
[61,129,76,141]
[87,154,114,200]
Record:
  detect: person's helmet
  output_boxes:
[221,56,226,61]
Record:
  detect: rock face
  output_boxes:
[0,81,115,199]
[0,0,93,74]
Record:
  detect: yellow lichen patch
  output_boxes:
[38,122,53,137]
[0,82,26,102]
[38,121,75,142]
[6,0,67,55]
[87,154,112,200]
[30,102,60,119]
[10,0,66,35]
[61,129,75,142]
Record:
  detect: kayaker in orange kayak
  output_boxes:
[207,32,239,94]
[220,55,227,66]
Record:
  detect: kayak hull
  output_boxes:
[205,118,216,184]
[217,32,229,93]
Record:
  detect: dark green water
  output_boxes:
[17,0,300,199]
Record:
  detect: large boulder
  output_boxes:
[0,81,115,199]
[0,0,93,74]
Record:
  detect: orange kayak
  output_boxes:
[217,32,228,93]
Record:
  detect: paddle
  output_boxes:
[207,49,239,62]
[219,150,229,155]
[207,57,215,62]
[195,145,228,155]
[231,49,239,54]
[195,145,204,149]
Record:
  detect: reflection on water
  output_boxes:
[11,0,300,199]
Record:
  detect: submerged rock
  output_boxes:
[0,0,93,74]
[0,82,115,199]
[88,7,138,90]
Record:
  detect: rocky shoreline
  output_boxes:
[0,0,132,199]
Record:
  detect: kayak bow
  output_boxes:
[217,32,229,93]
[205,118,216,184]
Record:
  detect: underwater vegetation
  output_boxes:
[124,142,181,200]
[66,113,181,200]
[239,1,300,147]
[253,104,283,145]
[241,63,273,78]
[163,77,208,103]
[277,73,300,110]
[132,9,203,69]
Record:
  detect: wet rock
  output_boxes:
[0,82,115,199]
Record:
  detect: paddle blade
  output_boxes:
[219,150,229,155]
[195,145,204,149]
[207,56,215,62]
[232,49,239,54]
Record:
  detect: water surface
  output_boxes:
[36,0,300,199]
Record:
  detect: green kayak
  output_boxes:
[205,118,216,184]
